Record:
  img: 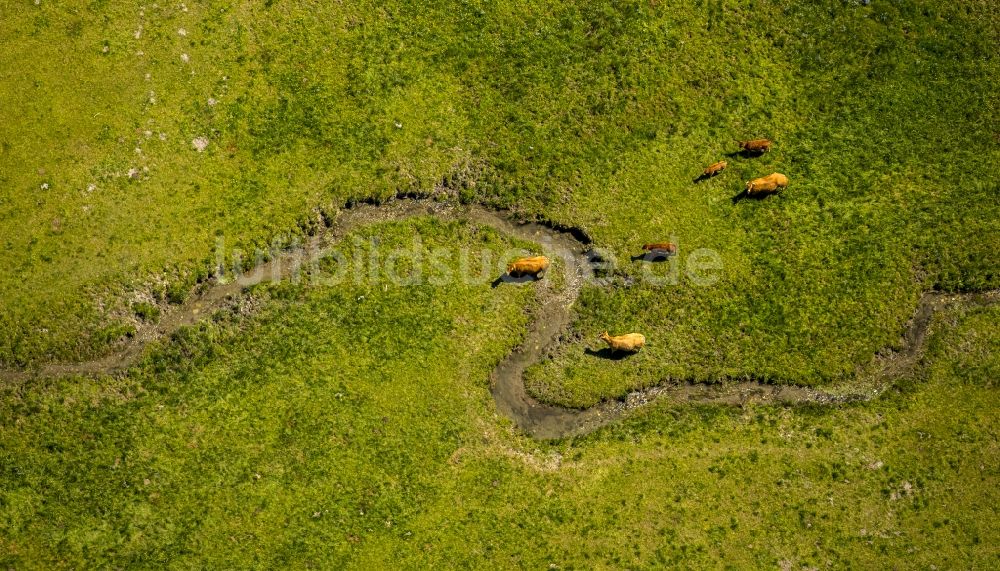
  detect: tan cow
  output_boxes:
[641,242,677,254]
[738,138,772,153]
[745,172,788,197]
[506,255,550,277]
[599,331,646,353]
[702,160,727,177]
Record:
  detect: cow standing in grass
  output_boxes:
[641,242,677,255]
[738,138,772,153]
[506,256,550,277]
[702,160,727,177]
[745,173,788,197]
[599,331,646,353]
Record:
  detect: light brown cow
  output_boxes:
[641,242,677,254]
[599,331,646,353]
[745,172,788,196]
[702,160,727,177]
[506,255,550,277]
[738,139,772,153]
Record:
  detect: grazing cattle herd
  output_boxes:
[505,138,785,357]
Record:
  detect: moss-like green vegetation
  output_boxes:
[1,0,998,566]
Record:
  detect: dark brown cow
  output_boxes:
[641,242,677,255]
[738,138,772,153]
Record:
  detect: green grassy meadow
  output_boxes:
[1,0,998,566]
[1,221,997,567]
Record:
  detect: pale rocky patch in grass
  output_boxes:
[191,137,209,152]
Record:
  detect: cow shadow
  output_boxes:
[731,190,782,204]
[630,252,675,263]
[725,149,767,159]
[585,347,632,361]
[491,273,543,288]
[731,189,772,204]
[692,173,715,183]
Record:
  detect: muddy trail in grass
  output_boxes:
[1,198,997,439]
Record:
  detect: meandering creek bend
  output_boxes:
[2,199,997,439]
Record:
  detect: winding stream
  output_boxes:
[2,198,997,439]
